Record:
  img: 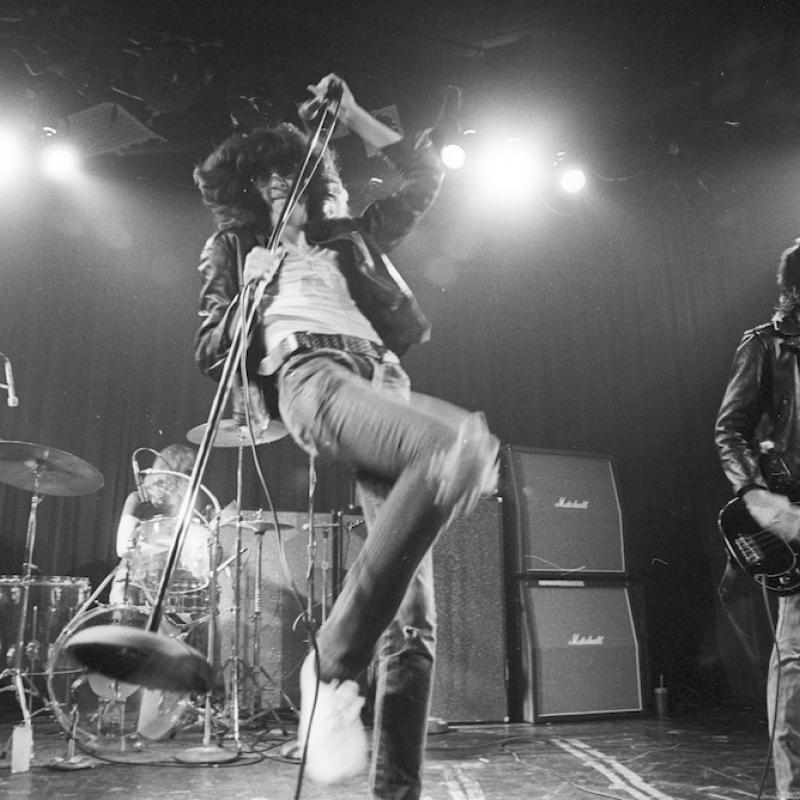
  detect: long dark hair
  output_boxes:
[776,238,800,318]
[193,123,348,230]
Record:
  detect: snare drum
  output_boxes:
[46,604,190,751]
[0,575,90,675]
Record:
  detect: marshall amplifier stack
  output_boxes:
[230,446,646,725]
[501,445,645,723]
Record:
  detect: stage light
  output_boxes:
[40,140,80,180]
[441,142,467,170]
[553,153,589,195]
[478,137,543,199]
[560,167,587,194]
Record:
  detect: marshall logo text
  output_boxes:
[568,634,605,646]
[554,497,590,509]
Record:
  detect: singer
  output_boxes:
[193,73,498,797]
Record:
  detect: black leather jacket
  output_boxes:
[194,132,444,418]
[715,314,800,495]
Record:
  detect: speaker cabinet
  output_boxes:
[502,445,626,576]
[512,579,644,722]
[430,496,508,723]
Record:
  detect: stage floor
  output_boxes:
[0,700,776,800]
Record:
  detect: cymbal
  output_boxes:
[0,441,104,496]
[219,509,295,534]
[186,419,288,448]
[63,624,212,694]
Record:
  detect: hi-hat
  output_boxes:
[186,419,288,448]
[219,509,296,535]
[0,441,104,496]
[63,625,213,694]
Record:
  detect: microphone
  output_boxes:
[131,449,148,503]
[3,356,18,408]
[324,79,343,104]
[298,79,344,124]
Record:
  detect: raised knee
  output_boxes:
[427,414,499,517]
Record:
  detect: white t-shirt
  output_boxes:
[258,239,381,372]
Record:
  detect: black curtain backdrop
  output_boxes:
[0,138,795,708]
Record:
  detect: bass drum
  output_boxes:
[47,605,193,754]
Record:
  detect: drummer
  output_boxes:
[109,443,202,606]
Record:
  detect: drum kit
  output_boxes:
[0,418,335,765]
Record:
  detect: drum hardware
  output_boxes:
[47,705,93,770]
[187,418,288,448]
[238,524,299,728]
[223,426,250,748]
[201,427,299,733]
[0,442,103,735]
[308,458,319,628]
[332,514,365,605]
[174,518,238,764]
[219,508,296,535]
[214,424,297,743]
[300,510,340,623]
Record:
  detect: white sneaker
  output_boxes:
[297,651,368,784]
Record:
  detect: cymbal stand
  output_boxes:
[242,527,297,726]
[225,429,246,748]
[224,430,294,729]
[305,456,318,628]
[222,429,287,735]
[302,511,338,622]
[176,518,238,764]
[0,478,45,726]
[322,509,340,619]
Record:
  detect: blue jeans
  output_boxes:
[770,594,800,799]
[277,349,498,800]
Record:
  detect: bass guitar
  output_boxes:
[717,495,800,595]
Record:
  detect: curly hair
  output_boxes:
[776,238,800,317]
[154,444,196,475]
[193,123,348,230]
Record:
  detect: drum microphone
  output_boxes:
[132,448,156,504]
[1,354,18,407]
[133,461,147,503]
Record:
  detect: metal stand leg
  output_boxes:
[0,485,46,772]
[306,456,318,629]
[239,529,297,730]
[0,490,44,729]
[176,520,238,764]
